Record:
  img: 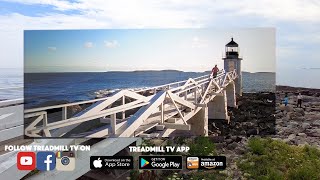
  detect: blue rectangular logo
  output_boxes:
[36,152,56,171]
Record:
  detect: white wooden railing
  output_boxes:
[24,69,237,138]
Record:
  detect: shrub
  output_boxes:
[248,137,265,155]
[188,137,216,156]
[239,137,320,180]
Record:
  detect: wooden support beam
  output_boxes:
[163,123,191,130]
[167,118,177,123]
[194,87,197,103]
[62,106,67,120]
[25,114,44,132]
[117,91,166,137]
[24,111,46,118]
[160,102,164,124]
[139,133,151,138]
[200,79,213,103]
[43,129,51,137]
[156,125,165,131]
[167,91,196,110]
[195,103,207,107]
[43,113,48,127]
[111,114,116,134]
[167,92,187,125]
[210,92,224,96]
[122,96,125,119]
[29,101,149,135]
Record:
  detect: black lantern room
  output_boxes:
[225,38,239,58]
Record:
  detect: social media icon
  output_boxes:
[187,157,199,169]
[17,152,36,170]
[21,156,32,165]
[56,151,75,171]
[93,157,103,168]
[36,152,56,171]
[140,158,149,168]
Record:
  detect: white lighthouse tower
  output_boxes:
[223,38,243,96]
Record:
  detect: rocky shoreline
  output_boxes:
[273,86,320,148]
[204,86,320,178]
[207,92,276,155]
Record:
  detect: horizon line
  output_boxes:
[24,70,276,73]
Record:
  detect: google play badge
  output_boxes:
[140,158,149,168]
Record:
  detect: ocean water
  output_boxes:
[277,68,320,89]
[0,68,23,100]
[23,71,275,108]
[242,72,275,93]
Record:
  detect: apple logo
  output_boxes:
[93,157,103,168]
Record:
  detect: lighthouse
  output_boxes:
[223,38,243,96]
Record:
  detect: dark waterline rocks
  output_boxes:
[209,92,276,137]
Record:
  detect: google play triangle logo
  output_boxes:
[140,158,149,168]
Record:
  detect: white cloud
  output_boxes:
[47,46,56,51]
[1,0,83,11]
[104,40,119,48]
[84,42,94,48]
[191,36,208,48]
[0,0,320,70]
[3,0,320,23]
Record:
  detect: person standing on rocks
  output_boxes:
[297,92,303,108]
[283,93,289,106]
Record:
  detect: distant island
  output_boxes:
[106,69,185,73]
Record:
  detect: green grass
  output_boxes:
[188,137,216,156]
[238,137,320,180]
[188,171,227,180]
[165,171,227,180]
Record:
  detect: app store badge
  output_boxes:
[90,156,133,169]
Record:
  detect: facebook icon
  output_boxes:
[36,152,56,171]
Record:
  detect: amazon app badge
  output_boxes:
[196,156,226,170]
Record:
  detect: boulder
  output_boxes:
[305,114,320,120]
[210,136,225,143]
[287,112,303,120]
[312,120,320,126]
[298,133,307,138]
[288,134,296,141]
[302,122,311,130]
[246,129,258,136]
[279,105,294,112]
[234,147,246,155]
[295,108,305,115]
[225,138,233,144]
[310,108,320,112]
[306,129,320,137]
[283,138,291,144]
[227,142,238,150]
[294,117,305,121]
[288,121,299,128]
[67,104,82,114]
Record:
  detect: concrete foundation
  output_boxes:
[188,107,208,136]
[208,90,229,120]
[226,82,237,108]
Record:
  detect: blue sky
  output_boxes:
[0,0,320,87]
[24,28,275,72]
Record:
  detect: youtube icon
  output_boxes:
[17,152,36,170]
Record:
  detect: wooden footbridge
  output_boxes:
[24,69,238,138]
